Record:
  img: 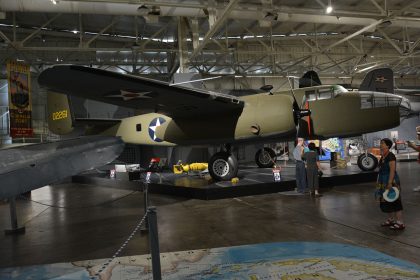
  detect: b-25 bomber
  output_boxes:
[38,66,409,181]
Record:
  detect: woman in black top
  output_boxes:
[376,138,405,230]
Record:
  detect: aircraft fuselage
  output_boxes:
[103,87,402,146]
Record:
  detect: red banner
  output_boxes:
[7,61,33,138]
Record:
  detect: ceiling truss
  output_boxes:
[0,0,419,79]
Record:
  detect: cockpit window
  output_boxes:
[304,85,348,102]
[318,88,333,100]
[305,90,316,101]
[360,92,402,109]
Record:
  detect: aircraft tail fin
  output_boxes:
[299,71,322,88]
[359,68,394,93]
[47,92,74,135]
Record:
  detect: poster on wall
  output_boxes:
[306,138,344,161]
[321,137,344,160]
[6,61,33,138]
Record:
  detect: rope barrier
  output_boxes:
[90,211,148,279]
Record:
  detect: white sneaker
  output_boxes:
[413,186,420,192]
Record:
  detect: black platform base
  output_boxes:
[73,163,378,200]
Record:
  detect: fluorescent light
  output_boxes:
[326,0,333,14]
[326,6,333,14]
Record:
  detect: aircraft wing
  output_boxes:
[0,136,124,199]
[38,65,244,118]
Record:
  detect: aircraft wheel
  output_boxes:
[209,152,238,181]
[255,148,276,168]
[357,153,378,171]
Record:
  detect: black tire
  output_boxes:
[255,148,276,168]
[357,153,378,171]
[208,152,238,181]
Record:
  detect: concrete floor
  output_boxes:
[0,161,419,269]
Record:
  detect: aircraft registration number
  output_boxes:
[52,110,68,120]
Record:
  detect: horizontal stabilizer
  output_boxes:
[74,118,122,134]
[0,136,124,199]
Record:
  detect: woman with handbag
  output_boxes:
[376,138,405,230]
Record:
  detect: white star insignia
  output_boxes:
[375,76,387,83]
[106,90,152,101]
[149,118,161,140]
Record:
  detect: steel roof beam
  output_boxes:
[397,0,420,15]
[189,0,239,60]
[20,13,61,46]
[368,0,386,15]
[3,0,420,28]
[0,30,12,45]
[376,28,403,55]
[84,17,118,47]
[322,19,384,53]
[234,20,270,51]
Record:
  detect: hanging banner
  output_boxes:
[7,61,33,138]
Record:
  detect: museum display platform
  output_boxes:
[73,163,378,200]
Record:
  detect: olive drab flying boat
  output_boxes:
[38,66,410,181]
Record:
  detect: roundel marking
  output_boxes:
[148,117,166,142]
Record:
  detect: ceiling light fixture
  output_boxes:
[326,0,333,14]
[51,0,58,4]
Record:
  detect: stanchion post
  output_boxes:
[147,206,161,280]
[143,181,149,231]
[10,197,18,229]
[5,196,25,235]
[141,171,151,232]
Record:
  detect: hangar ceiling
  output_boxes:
[0,0,420,80]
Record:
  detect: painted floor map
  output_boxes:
[1,242,420,279]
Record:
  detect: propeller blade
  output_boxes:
[296,102,312,138]
[287,76,312,138]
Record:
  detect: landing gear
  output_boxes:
[208,145,238,181]
[357,153,378,171]
[255,148,276,168]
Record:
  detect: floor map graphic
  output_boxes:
[1,242,420,279]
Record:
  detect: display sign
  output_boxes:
[110,169,116,179]
[6,61,33,138]
[145,172,152,183]
[395,141,406,150]
[272,167,281,182]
